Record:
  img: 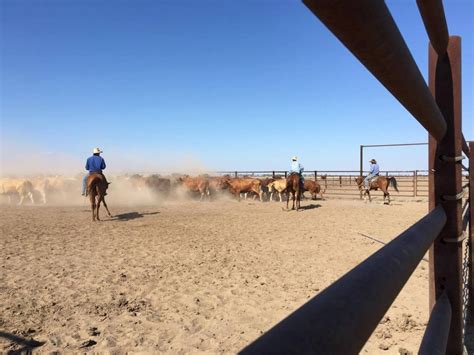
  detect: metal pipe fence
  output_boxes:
[215,170,470,199]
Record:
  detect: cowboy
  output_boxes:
[82,148,107,196]
[290,156,305,186]
[364,158,380,190]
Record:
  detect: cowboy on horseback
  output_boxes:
[82,148,107,196]
[290,156,304,186]
[364,158,380,191]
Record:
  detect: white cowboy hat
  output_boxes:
[292,156,298,161]
[93,148,103,154]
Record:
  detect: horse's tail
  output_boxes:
[88,174,106,196]
[389,177,399,192]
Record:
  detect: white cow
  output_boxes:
[267,178,287,202]
[0,178,35,205]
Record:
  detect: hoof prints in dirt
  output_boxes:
[90,297,153,319]
[80,339,97,348]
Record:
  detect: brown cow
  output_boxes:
[259,177,275,201]
[175,175,210,201]
[303,180,324,200]
[127,174,148,191]
[227,178,263,202]
[144,175,171,198]
[208,176,231,198]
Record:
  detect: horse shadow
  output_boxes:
[299,203,322,210]
[0,331,45,354]
[110,211,160,221]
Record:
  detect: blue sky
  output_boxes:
[1,0,473,175]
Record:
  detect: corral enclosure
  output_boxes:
[219,170,470,199]
[1,197,430,354]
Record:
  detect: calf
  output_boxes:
[303,180,324,200]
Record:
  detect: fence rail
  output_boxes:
[216,170,469,199]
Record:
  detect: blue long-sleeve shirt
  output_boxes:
[290,161,304,174]
[85,155,106,173]
[369,163,380,175]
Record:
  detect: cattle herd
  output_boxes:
[0,174,324,205]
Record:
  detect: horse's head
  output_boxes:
[355,176,364,186]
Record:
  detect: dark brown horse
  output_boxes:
[355,175,399,204]
[286,173,302,211]
[87,173,112,221]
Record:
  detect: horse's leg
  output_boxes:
[102,197,112,217]
[292,191,296,210]
[90,193,96,221]
[385,182,391,204]
[286,190,290,209]
[383,186,391,204]
[96,196,101,221]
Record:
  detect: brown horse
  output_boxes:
[87,173,112,221]
[355,175,399,204]
[286,173,302,211]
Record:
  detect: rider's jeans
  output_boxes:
[364,174,376,189]
[82,174,89,194]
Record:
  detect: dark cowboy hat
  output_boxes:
[370,159,377,163]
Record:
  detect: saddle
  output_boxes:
[368,175,380,189]
[87,173,109,196]
[289,172,304,186]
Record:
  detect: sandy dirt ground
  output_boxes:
[1,196,429,354]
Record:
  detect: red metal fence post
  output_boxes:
[428,37,464,354]
[469,141,474,320]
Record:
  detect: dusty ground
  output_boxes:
[0,196,429,354]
